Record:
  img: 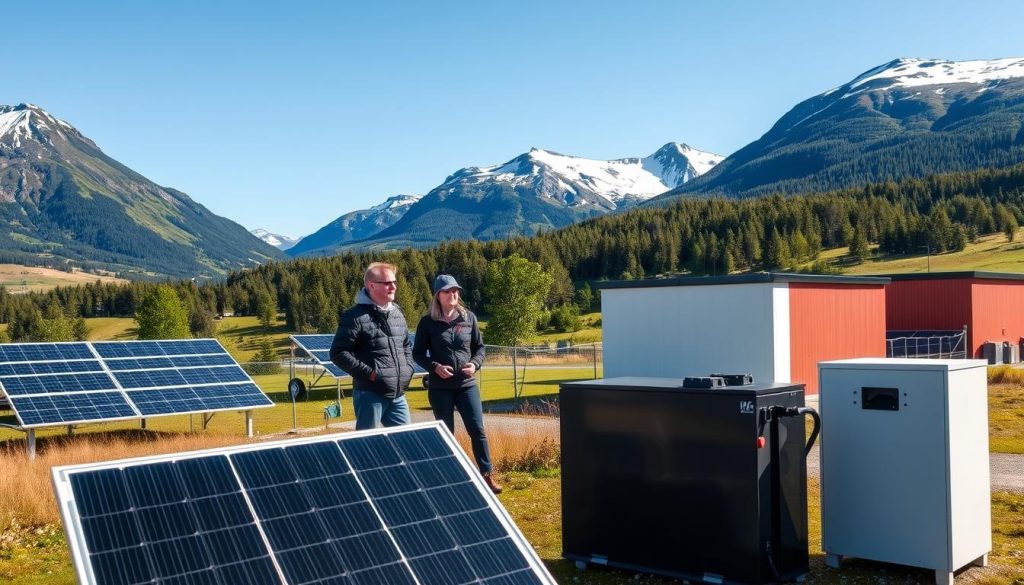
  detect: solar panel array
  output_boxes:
[54,422,556,585]
[0,340,273,428]
[291,334,347,377]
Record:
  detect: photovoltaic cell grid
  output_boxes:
[291,334,347,378]
[53,422,556,585]
[0,340,273,428]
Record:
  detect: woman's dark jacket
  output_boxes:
[413,310,485,390]
[329,288,414,399]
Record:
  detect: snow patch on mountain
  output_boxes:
[0,109,34,148]
[441,143,722,207]
[844,57,1024,95]
[250,229,301,251]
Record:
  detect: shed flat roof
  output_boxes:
[878,271,1024,282]
[595,272,890,290]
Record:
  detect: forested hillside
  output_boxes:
[2,164,1024,341]
[658,58,1024,203]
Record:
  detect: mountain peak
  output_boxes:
[837,57,1024,95]
[0,102,79,149]
[0,104,283,277]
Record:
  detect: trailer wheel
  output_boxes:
[288,378,307,401]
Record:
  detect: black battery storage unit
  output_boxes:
[560,377,810,585]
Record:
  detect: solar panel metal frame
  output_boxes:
[0,339,273,430]
[52,421,557,585]
[290,334,348,378]
[290,333,426,379]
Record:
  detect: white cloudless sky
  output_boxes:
[4,0,1024,237]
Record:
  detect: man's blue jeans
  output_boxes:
[353,389,411,430]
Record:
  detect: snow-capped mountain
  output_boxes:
[315,143,721,252]
[833,57,1024,94]
[251,229,301,251]
[658,57,1024,202]
[0,103,282,277]
[436,143,720,210]
[287,195,421,256]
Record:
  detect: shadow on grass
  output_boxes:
[543,553,984,584]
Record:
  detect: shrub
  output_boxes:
[549,304,581,333]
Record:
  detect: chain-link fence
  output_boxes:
[242,342,603,415]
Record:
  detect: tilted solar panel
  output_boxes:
[0,339,273,428]
[53,422,556,585]
[291,334,347,377]
[291,334,424,379]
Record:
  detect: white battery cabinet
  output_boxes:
[818,358,991,585]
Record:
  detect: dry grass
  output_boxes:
[989,366,1024,385]
[0,264,125,294]
[0,431,255,531]
[0,417,560,533]
[453,416,560,473]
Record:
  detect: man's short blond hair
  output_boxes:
[364,262,398,284]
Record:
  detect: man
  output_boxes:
[330,262,414,429]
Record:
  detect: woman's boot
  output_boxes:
[483,472,503,494]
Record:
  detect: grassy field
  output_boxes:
[0,264,124,294]
[988,380,1024,454]
[814,231,1024,275]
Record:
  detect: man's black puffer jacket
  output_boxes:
[412,310,485,390]
[329,288,414,399]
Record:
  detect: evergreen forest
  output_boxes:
[3,163,1024,343]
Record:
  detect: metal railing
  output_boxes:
[886,329,967,359]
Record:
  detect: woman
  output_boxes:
[413,274,502,494]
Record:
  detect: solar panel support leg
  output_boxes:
[140,418,147,430]
[67,425,73,437]
[203,412,215,430]
[27,429,35,461]
[245,410,253,437]
[290,394,298,434]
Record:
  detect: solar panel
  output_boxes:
[291,334,424,378]
[290,334,347,377]
[0,339,273,429]
[53,422,556,585]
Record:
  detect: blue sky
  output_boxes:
[5,0,1024,237]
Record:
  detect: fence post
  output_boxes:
[512,344,519,404]
[593,343,598,379]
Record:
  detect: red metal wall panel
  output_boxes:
[970,279,1024,358]
[789,283,886,395]
[884,279,973,332]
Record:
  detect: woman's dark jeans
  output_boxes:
[428,384,492,473]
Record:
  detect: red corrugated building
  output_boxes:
[598,273,888,394]
[883,271,1024,359]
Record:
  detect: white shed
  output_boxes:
[597,273,889,394]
